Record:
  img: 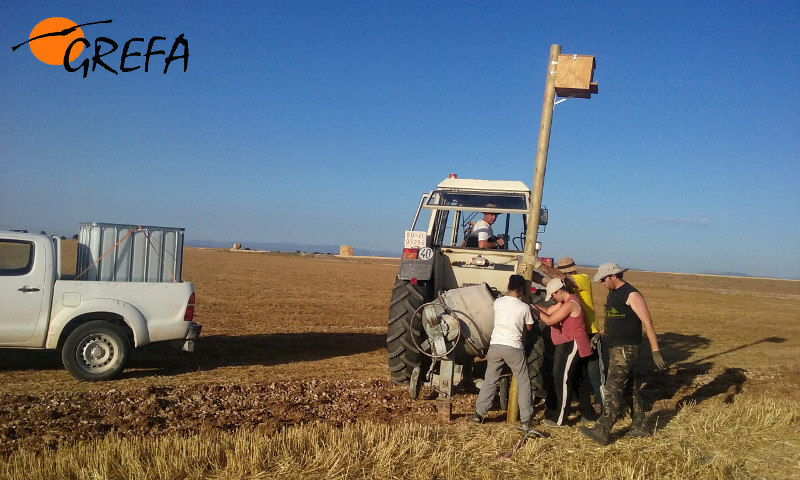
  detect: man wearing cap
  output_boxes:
[555,257,605,420]
[579,263,667,446]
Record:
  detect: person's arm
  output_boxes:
[478,237,504,249]
[537,263,565,280]
[531,270,550,286]
[628,291,667,369]
[534,302,559,315]
[537,301,574,326]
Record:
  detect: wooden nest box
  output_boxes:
[554,54,598,98]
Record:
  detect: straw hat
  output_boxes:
[556,257,578,274]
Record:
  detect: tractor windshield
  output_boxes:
[418,190,534,251]
[424,190,529,213]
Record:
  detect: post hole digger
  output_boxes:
[501,423,547,461]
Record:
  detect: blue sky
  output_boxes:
[2,1,799,279]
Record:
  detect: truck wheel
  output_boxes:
[62,321,130,381]
[387,278,430,385]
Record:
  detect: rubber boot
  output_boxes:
[579,421,610,446]
[627,406,649,437]
[626,423,650,438]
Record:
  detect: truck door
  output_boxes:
[0,239,47,344]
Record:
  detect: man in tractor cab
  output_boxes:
[472,211,506,249]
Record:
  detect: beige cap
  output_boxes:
[594,262,628,282]
[545,278,565,301]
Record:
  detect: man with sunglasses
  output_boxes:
[580,262,667,445]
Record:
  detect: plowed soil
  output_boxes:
[1,247,798,456]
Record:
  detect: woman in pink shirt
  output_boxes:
[534,278,592,427]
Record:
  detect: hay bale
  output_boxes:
[339,245,354,256]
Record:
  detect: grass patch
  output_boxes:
[2,392,797,480]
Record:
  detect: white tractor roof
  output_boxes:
[436,177,530,193]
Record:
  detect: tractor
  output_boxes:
[386,174,552,417]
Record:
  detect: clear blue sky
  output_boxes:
[2,1,799,279]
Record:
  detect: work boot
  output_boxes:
[468,412,483,424]
[579,425,610,446]
[626,424,650,438]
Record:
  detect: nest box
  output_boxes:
[554,54,598,98]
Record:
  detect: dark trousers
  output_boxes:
[545,340,580,425]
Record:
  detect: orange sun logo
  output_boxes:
[27,17,85,65]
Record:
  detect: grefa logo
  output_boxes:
[11,17,188,77]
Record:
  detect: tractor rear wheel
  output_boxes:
[387,278,430,385]
[526,325,547,400]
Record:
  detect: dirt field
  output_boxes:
[1,247,798,459]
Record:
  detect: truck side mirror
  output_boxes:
[539,207,548,226]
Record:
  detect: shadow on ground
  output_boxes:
[643,333,785,430]
[128,332,386,375]
[0,332,387,379]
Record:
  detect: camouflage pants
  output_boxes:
[596,344,645,432]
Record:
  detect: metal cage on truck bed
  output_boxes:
[76,222,184,282]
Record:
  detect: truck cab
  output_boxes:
[399,176,547,295]
[0,232,56,346]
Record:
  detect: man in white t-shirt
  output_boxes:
[469,274,535,428]
[473,212,505,249]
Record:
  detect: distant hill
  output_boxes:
[186,240,397,258]
[698,271,752,278]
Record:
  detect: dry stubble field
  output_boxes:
[0,246,798,479]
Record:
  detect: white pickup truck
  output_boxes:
[0,225,201,381]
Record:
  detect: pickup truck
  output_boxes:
[0,227,201,381]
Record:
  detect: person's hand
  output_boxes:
[590,333,601,349]
[652,350,667,371]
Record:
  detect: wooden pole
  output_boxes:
[521,43,561,285]
[510,44,561,424]
[506,374,520,422]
